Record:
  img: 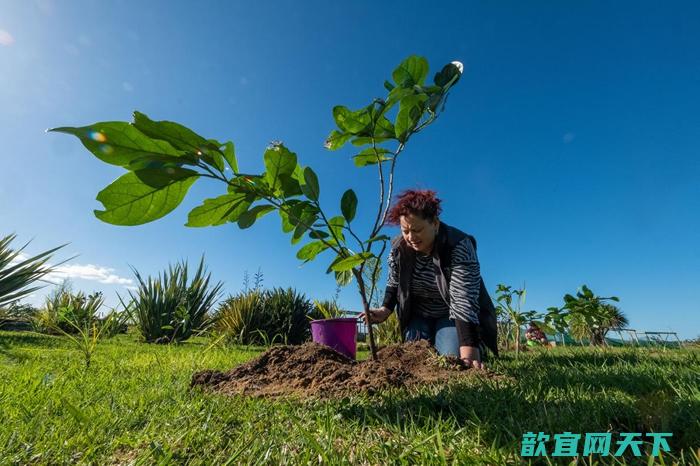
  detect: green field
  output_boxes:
[1,331,698,465]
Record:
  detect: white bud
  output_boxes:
[451,61,464,74]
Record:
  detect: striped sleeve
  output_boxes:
[386,246,399,287]
[448,237,481,324]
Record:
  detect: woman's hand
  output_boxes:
[460,345,485,370]
[359,306,392,324]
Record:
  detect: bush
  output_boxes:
[32,281,105,335]
[214,287,314,345]
[129,258,223,343]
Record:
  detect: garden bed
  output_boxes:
[191,340,491,398]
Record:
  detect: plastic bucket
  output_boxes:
[310,317,358,360]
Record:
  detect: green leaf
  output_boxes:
[327,216,345,242]
[383,80,395,91]
[324,130,353,151]
[94,168,199,225]
[331,252,374,272]
[279,209,295,233]
[332,106,371,134]
[264,145,297,194]
[131,111,209,152]
[186,192,251,227]
[296,241,329,261]
[386,87,415,106]
[365,234,390,244]
[374,116,395,139]
[353,147,392,167]
[222,141,238,173]
[350,137,392,147]
[394,94,428,142]
[301,167,320,201]
[50,123,184,168]
[237,204,276,229]
[309,230,330,239]
[392,56,429,87]
[340,189,358,223]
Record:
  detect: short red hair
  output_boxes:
[387,189,442,225]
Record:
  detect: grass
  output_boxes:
[0,331,698,465]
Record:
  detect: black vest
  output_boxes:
[391,222,499,356]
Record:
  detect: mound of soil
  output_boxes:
[191,340,480,398]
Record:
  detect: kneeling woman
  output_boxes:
[363,189,497,368]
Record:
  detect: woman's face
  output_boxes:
[400,213,440,255]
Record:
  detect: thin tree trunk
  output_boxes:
[353,270,378,360]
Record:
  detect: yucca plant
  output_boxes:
[213,287,313,345]
[129,257,223,343]
[0,233,67,307]
[212,290,264,344]
[309,299,344,320]
[259,287,314,344]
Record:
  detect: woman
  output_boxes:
[362,189,498,368]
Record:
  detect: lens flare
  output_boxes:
[89,131,107,143]
[99,144,113,155]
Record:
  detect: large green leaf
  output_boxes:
[132,112,226,172]
[94,168,199,225]
[264,145,297,194]
[222,141,238,173]
[301,167,320,201]
[331,252,374,272]
[327,216,345,242]
[132,111,209,152]
[392,56,429,87]
[394,94,428,142]
[238,204,276,229]
[296,241,329,261]
[50,123,185,168]
[332,106,371,134]
[353,147,392,167]
[340,189,358,223]
[185,192,251,227]
[324,130,354,151]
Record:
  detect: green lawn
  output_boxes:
[0,331,698,465]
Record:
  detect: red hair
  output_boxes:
[387,189,442,225]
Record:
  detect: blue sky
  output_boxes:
[1,1,698,338]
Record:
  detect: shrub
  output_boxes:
[129,257,223,343]
[33,281,105,335]
[214,287,314,345]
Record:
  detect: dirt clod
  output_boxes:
[191,340,480,398]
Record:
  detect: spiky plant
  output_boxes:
[0,234,66,307]
[129,257,223,343]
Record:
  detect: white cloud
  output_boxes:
[47,264,133,286]
[0,29,15,46]
[9,253,133,287]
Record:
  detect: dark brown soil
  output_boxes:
[191,340,484,398]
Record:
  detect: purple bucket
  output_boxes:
[310,317,358,360]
